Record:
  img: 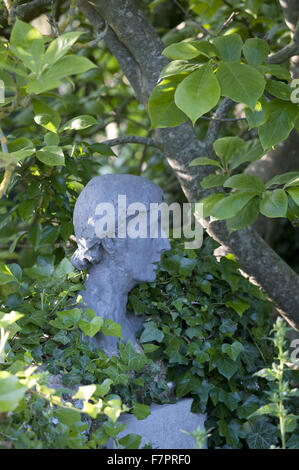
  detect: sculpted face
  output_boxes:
[72,174,171,285]
[114,209,171,284]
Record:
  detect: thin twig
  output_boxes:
[216,12,238,37]
[266,22,299,64]
[173,0,213,37]
[100,135,162,149]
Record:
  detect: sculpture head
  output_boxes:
[71,174,171,285]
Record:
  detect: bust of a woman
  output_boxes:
[71,174,170,355]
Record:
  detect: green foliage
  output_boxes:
[248,318,299,449]
[147,3,299,234]
[127,238,298,449]
[0,0,298,451]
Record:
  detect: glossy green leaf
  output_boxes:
[259,101,298,150]
[245,98,269,130]
[216,62,265,108]
[213,34,243,62]
[201,173,227,189]
[60,115,97,131]
[211,191,258,220]
[132,402,151,420]
[213,136,245,167]
[101,319,122,338]
[36,146,65,166]
[200,193,226,217]
[189,157,221,168]
[266,80,291,101]
[43,31,83,67]
[226,197,260,232]
[287,187,299,206]
[175,64,221,125]
[224,174,265,193]
[148,75,188,128]
[243,38,269,66]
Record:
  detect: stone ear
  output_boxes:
[102,237,116,255]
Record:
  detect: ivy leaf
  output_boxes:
[243,38,269,66]
[79,316,104,338]
[222,341,244,360]
[55,408,81,425]
[174,64,221,125]
[248,403,280,418]
[103,420,126,438]
[213,34,243,62]
[119,433,141,449]
[160,60,201,79]
[0,371,27,412]
[216,62,265,109]
[132,402,151,420]
[140,321,164,343]
[148,75,188,128]
[266,80,291,101]
[163,40,217,60]
[0,149,35,168]
[214,357,239,380]
[101,319,122,338]
[74,384,96,401]
[27,55,96,94]
[225,298,250,316]
[259,189,288,218]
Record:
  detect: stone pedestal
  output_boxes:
[107,398,207,449]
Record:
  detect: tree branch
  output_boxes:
[15,0,54,22]
[205,98,234,155]
[101,136,161,149]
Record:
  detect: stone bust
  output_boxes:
[71,174,170,355]
[71,174,207,449]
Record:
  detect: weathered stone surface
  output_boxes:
[107,399,207,449]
